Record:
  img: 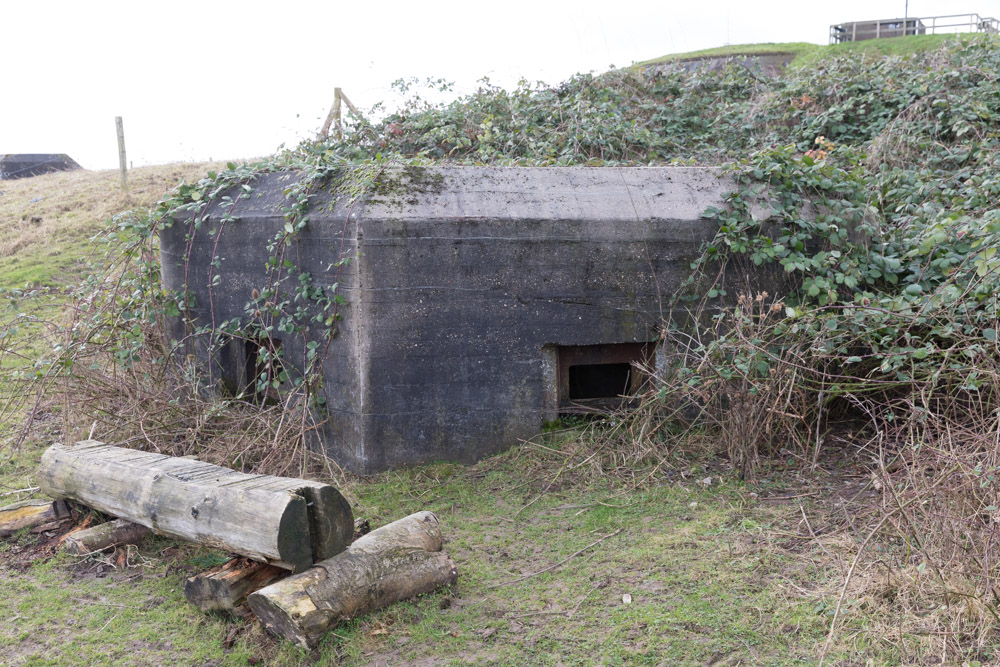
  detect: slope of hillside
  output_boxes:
[0,162,224,287]
[636,33,972,68]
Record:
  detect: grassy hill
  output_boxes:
[0,162,224,287]
[636,32,975,68]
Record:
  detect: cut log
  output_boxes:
[63,518,152,555]
[248,511,457,648]
[0,499,70,537]
[31,520,69,534]
[37,441,353,571]
[252,550,457,648]
[185,558,288,612]
[350,510,443,553]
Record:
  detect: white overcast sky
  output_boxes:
[4,0,999,169]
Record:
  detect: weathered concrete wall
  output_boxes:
[0,154,81,180]
[160,166,739,472]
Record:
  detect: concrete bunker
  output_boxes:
[0,154,82,180]
[160,166,740,473]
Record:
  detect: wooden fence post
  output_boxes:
[319,88,343,140]
[318,88,367,140]
[115,116,127,191]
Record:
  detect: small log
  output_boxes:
[248,511,457,648]
[185,557,288,612]
[63,518,152,555]
[252,550,456,648]
[349,510,443,553]
[37,441,353,571]
[30,520,69,534]
[0,499,70,537]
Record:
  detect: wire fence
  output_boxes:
[830,13,1000,44]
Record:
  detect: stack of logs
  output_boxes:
[0,441,458,648]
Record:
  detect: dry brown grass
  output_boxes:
[0,157,348,484]
[0,162,229,285]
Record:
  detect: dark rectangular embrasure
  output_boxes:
[568,363,632,399]
[557,342,655,410]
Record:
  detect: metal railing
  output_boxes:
[830,13,1000,44]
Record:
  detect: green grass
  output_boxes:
[0,437,952,665]
[637,33,984,69]
[0,541,313,666]
[0,242,94,288]
[0,440,968,666]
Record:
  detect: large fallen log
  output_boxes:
[0,499,70,537]
[185,558,288,612]
[248,511,458,648]
[38,441,353,571]
[64,518,152,555]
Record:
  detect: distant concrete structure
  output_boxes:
[0,154,82,180]
[831,13,998,43]
[161,166,754,473]
[831,18,926,43]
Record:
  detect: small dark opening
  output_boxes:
[555,342,654,413]
[568,363,633,400]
